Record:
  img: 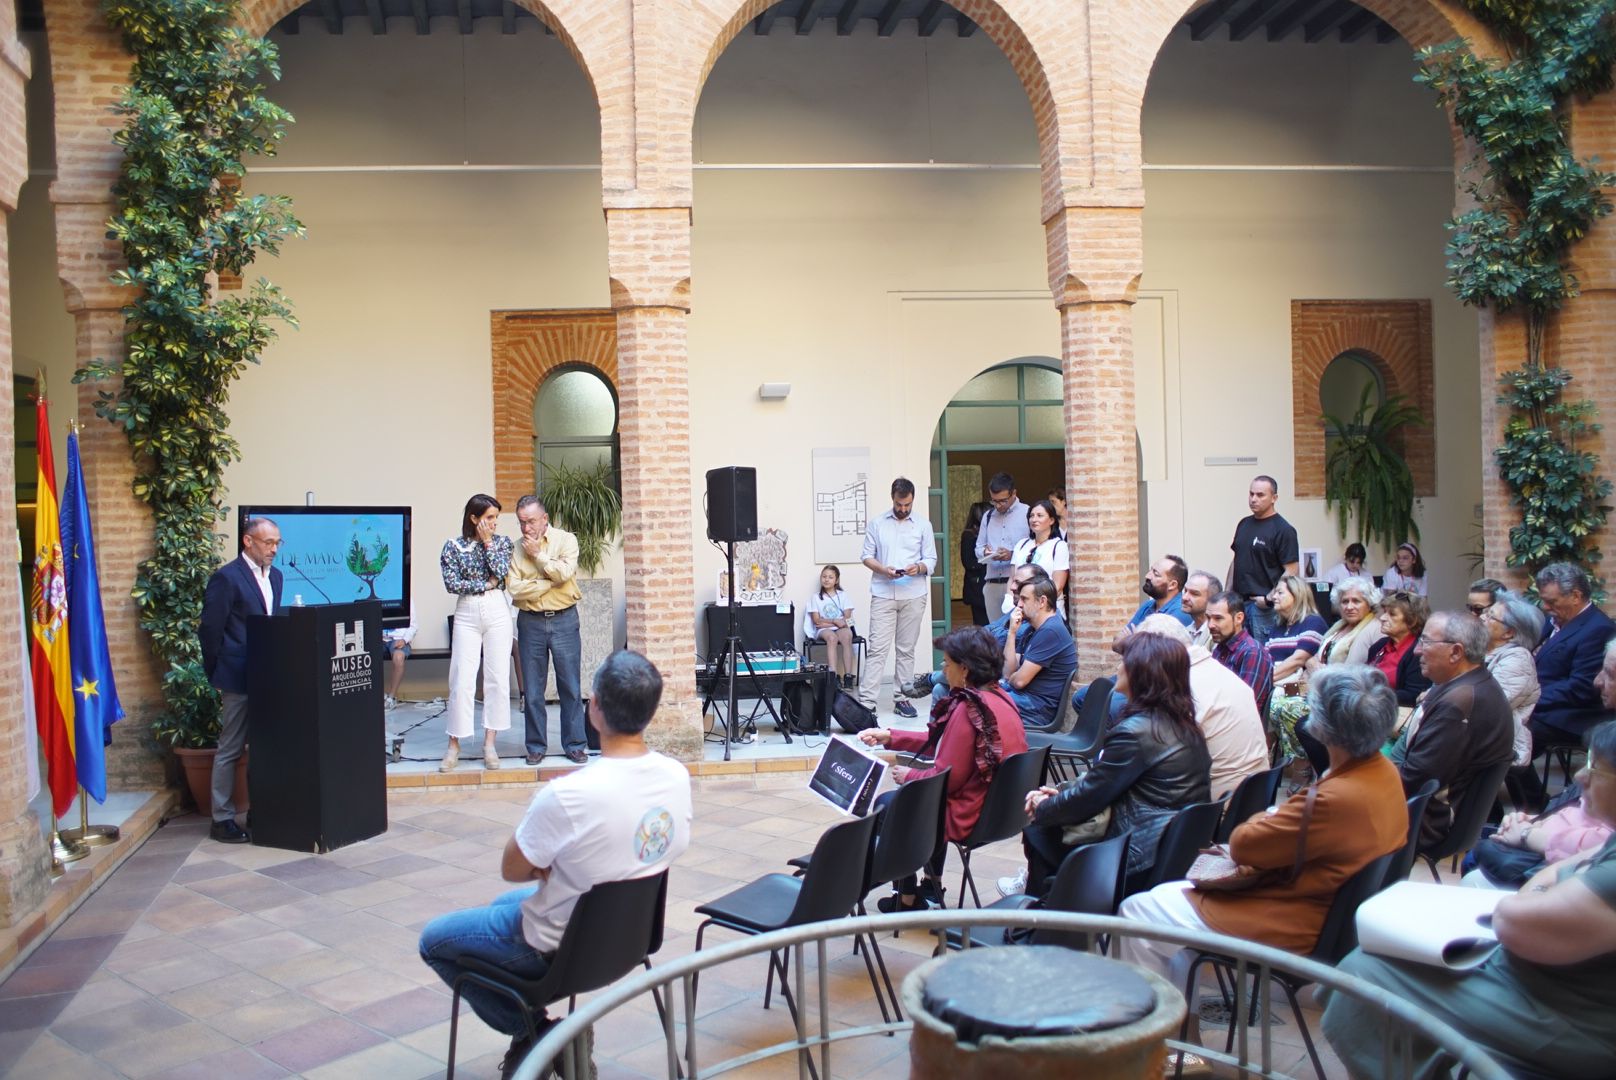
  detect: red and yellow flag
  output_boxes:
[29,395,76,818]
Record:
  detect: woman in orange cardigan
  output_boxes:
[1115,663,1407,976]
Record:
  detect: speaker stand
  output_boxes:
[700,541,789,761]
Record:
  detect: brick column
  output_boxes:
[606,205,700,759]
[47,0,165,789]
[1048,205,1144,675]
[0,15,51,929]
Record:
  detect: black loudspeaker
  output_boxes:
[706,466,758,542]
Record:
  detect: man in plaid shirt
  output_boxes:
[1207,590,1273,717]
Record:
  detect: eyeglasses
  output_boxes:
[1467,604,1489,615]
[1416,634,1458,648]
[1584,760,1615,779]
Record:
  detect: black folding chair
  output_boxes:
[1027,676,1113,782]
[691,813,880,1073]
[1176,852,1397,1080]
[949,830,1131,953]
[1383,778,1439,887]
[787,769,951,1021]
[1023,669,1082,735]
[1122,798,1225,899]
[1418,758,1513,883]
[1215,762,1288,844]
[446,870,670,1080]
[952,747,1049,908]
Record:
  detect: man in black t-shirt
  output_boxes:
[1225,475,1299,644]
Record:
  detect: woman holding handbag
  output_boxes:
[1114,664,1407,983]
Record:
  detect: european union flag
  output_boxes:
[62,432,124,803]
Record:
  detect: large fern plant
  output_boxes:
[1322,385,1427,550]
[540,461,623,576]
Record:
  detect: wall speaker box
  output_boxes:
[706,466,758,542]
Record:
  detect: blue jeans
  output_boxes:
[1244,600,1280,645]
[419,886,551,1036]
[1001,683,1048,728]
[518,605,585,757]
[1071,685,1126,722]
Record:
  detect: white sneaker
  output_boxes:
[996,870,1027,898]
[384,694,397,712]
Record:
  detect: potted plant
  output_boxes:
[1322,384,1426,550]
[151,661,247,816]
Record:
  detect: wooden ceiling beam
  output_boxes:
[1338,8,1378,42]
[1302,0,1354,42]
[794,0,818,35]
[319,0,343,35]
[957,15,976,36]
[1265,0,1321,42]
[411,0,428,34]
[918,0,947,36]
[836,0,859,35]
[365,0,385,34]
[755,4,782,34]
[457,0,473,34]
[876,0,903,37]
[1187,0,1240,41]
[1229,0,1282,42]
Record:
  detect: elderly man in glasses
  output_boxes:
[1389,610,1515,849]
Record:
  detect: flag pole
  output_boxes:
[50,820,89,877]
[59,786,120,847]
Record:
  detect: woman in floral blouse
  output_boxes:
[440,494,515,771]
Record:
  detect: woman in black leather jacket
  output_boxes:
[1017,633,1212,896]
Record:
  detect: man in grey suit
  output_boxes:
[199,517,284,843]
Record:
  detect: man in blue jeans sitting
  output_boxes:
[418,651,693,1078]
[1000,576,1078,727]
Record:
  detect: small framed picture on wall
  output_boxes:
[1302,548,1323,582]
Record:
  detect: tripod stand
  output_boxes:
[700,541,790,761]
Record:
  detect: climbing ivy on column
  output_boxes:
[1416,0,1616,576]
[78,0,301,743]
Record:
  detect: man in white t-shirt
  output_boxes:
[418,650,693,1076]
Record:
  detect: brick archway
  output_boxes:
[490,309,619,509]
[1290,299,1436,500]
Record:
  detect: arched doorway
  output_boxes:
[927,359,1064,646]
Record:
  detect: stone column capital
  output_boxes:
[1045,204,1144,307]
[606,206,692,312]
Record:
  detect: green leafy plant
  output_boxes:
[77,0,301,747]
[148,662,223,749]
[541,460,623,576]
[1322,385,1427,549]
[1416,0,1615,578]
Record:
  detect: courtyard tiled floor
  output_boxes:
[1,773,1348,1078]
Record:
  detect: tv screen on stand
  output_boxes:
[236,505,413,627]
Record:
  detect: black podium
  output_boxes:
[247,601,388,852]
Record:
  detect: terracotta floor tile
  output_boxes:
[252,1014,387,1072]
[210,928,326,971]
[182,872,315,913]
[159,969,287,1021]
[49,996,191,1054]
[302,965,422,1013]
[203,990,336,1043]
[256,947,369,990]
[171,859,245,885]
[123,950,242,997]
[103,933,210,975]
[95,1019,239,1078]
[24,934,124,970]
[355,852,446,879]
[0,990,73,1032]
[253,894,355,929]
[140,892,244,934]
[299,1038,444,1080]
[321,877,418,910]
[173,911,280,948]
[48,908,144,940]
[362,892,454,930]
[147,1045,291,1080]
[53,976,150,1025]
[396,1015,509,1064]
[344,984,457,1037]
[0,961,100,999]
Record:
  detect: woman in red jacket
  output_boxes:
[860,625,1029,910]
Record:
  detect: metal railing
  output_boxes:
[513,909,1511,1080]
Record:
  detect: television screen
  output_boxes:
[236,505,412,626]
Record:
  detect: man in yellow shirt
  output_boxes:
[509,495,586,764]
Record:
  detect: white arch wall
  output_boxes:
[7,21,1481,651]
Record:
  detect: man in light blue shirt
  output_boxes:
[1074,555,1196,718]
[976,472,1028,616]
[860,477,937,718]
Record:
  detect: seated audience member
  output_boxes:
[1467,777,1613,890]
[1004,499,1068,614]
[417,650,693,1076]
[1117,664,1405,984]
[859,626,1029,911]
[1135,614,1268,800]
[1468,576,1508,616]
[903,563,1052,701]
[1528,561,1616,752]
[1114,555,1195,653]
[1004,633,1210,898]
[1381,541,1428,595]
[1322,719,1616,1079]
[1365,590,1431,707]
[1482,594,1544,768]
[381,602,417,711]
[1207,590,1274,717]
[804,564,857,688]
[1388,610,1514,849]
[1263,575,1331,759]
[1181,570,1221,651]
[1312,577,1385,669]
[1000,576,1078,728]
[1320,542,1367,587]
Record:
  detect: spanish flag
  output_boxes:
[29,395,76,818]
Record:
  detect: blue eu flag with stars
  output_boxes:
[62,432,124,803]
